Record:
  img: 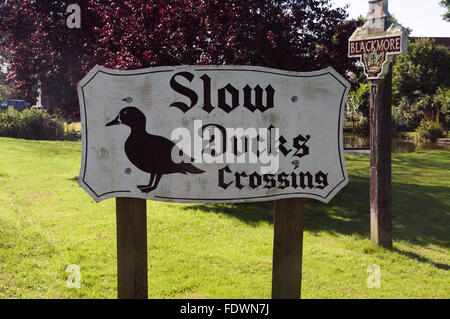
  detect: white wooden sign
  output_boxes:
[77,65,349,203]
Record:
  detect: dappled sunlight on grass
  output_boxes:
[0,137,448,298]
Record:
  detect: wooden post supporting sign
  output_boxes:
[370,69,393,247]
[349,0,408,248]
[367,0,393,248]
[116,198,148,299]
[272,198,306,299]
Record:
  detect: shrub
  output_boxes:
[64,122,81,141]
[415,120,445,141]
[392,97,421,130]
[436,86,450,130]
[0,107,64,140]
[346,83,371,135]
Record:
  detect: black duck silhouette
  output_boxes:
[106,106,204,193]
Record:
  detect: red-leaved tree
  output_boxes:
[0,0,101,119]
[0,0,360,121]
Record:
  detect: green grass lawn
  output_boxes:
[0,137,448,299]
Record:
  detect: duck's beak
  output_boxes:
[105,115,121,127]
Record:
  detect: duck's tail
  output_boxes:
[181,162,205,174]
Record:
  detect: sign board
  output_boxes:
[77,65,349,203]
[348,0,408,80]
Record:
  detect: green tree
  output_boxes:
[346,82,370,133]
[393,39,450,101]
[441,0,450,22]
[0,71,22,102]
[436,86,450,130]
[392,38,450,129]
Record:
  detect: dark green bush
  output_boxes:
[415,120,445,141]
[0,107,64,140]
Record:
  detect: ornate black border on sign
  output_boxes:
[78,66,349,203]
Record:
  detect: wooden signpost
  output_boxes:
[116,198,147,299]
[272,198,305,299]
[349,0,408,248]
[77,65,350,298]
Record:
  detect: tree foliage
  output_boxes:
[0,0,358,120]
[0,71,23,101]
[392,38,450,129]
[0,0,101,119]
[346,82,370,118]
[393,39,450,101]
[441,0,450,22]
[415,120,445,141]
[436,86,450,129]
[346,82,370,134]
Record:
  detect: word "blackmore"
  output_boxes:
[349,36,402,55]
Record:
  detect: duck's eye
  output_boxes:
[123,111,127,115]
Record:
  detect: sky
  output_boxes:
[332,0,450,37]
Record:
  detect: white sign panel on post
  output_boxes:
[77,65,349,203]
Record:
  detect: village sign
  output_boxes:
[348,0,408,79]
[77,65,350,204]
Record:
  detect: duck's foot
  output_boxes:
[137,185,156,193]
[137,174,162,193]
